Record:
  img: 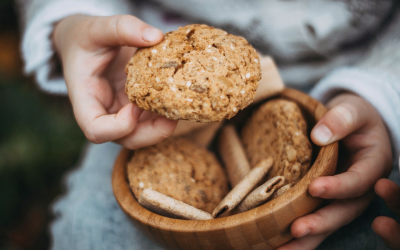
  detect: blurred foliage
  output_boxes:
[0,1,85,249]
[0,0,17,32]
[0,77,86,249]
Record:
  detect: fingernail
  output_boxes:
[313,124,332,144]
[297,229,310,238]
[311,187,326,197]
[143,27,161,42]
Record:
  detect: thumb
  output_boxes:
[311,95,369,146]
[86,15,163,48]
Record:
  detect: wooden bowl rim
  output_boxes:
[112,88,338,233]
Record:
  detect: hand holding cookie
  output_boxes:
[278,93,392,250]
[53,15,177,149]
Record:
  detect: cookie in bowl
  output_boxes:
[241,99,313,184]
[125,24,261,122]
[127,137,229,214]
[113,88,339,250]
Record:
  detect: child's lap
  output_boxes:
[50,142,398,250]
[50,142,163,250]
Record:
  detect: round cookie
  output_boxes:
[241,99,312,184]
[125,24,261,123]
[127,137,229,213]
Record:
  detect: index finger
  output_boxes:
[71,80,143,143]
[115,116,177,149]
[309,148,388,199]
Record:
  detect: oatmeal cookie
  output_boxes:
[241,99,312,184]
[127,137,229,213]
[125,24,261,123]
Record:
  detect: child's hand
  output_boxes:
[373,178,400,250]
[277,93,392,250]
[53,15,177,149]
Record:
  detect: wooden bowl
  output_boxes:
[112,88,338,250]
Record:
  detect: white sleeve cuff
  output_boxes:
[22,0,133,94]
[310,67,400,160]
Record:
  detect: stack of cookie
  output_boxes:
[215,99,312,217]
[125,24,312,220]
[126,98,312,220]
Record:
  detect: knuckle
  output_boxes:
[85,17,100,44]
[157,128,173,140]
[86,19,96,43]
[309,213,325,227]
[114,15,139,46]
[312,212,336,234]
[158,126,174,141]
[84,129,102,144]
[305,213,326,233]
[331,105,355,130]
[344,169,366,197]
[153,118,175,140]
[119,119,134,135]
[112,16,123,45]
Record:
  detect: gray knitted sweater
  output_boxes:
[18,0,400,158]
[16,1,400,249]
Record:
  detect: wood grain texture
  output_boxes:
[112,88,338,250]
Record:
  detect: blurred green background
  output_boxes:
[0,1,86,249]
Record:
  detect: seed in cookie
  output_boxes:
[125,24,261,123]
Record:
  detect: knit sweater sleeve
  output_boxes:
[17,0,134,95]
[310,9,400,160]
